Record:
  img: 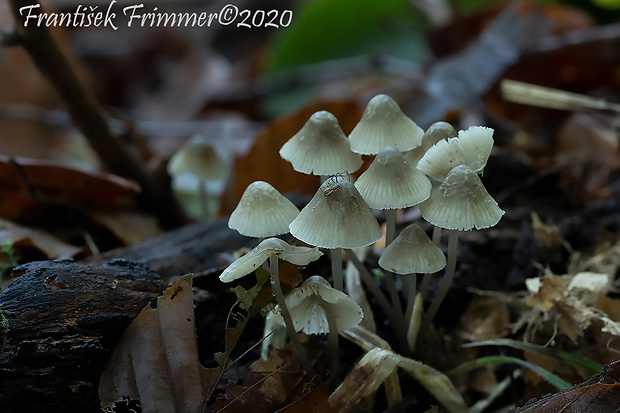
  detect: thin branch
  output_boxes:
[7,0,189,228]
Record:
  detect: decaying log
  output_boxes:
[0,259,163,412]
[0,218,262,412]
[86,217,261,282]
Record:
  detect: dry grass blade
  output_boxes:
[501,80,620,113]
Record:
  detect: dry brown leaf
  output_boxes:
[212,345,305,413]
[85,209,163,246]
[99,274,207,413]
[0,155,140,221]
[556,114,620,194]
[276,380,330,413]
[526,275,567,312]
[514,382,620,412]
[0,218,83,260]
[458,296,511,342]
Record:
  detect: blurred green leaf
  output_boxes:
[463,338,603,374]
[264,0,429,73]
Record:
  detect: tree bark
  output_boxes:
[0,259,163,412]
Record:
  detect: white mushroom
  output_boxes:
[279,111,363,176]
[289,175,382,291]
[348,94,424,154]
[219,237,323,377]
[228,181,300,238]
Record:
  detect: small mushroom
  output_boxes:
[348,94,424,154]
[167,136,227,220]
[271,275,363,383]
[228,181,300,238]
[418,164,504,328]
[406,121,457,167]
[219,237,323,377]
[418,164,504,232]
[416,125,494,182]
[289,175,382,291]
[355,146,431,244]
[279,111,363,176]
[354,146,431,319]
[378,224,446,351]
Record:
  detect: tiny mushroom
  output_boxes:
[220,237,323,377]
[279,110,363,177]
[378,224,446,351]
[167,136,227,219]
[272,275,363,381]
[348,94,424,154]
[228,181,300,238]
[289,174,382,291]
[418,164,504,232]
[355,146,431,244]
[416,126,494,182]
[406,121,457,167]
[354,146,432,317]
[418,164,504,328]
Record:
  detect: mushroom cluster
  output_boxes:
[216,93,504,379]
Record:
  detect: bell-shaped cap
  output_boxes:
[417,126,494,182]
[229,181,299,237]
[348,94,424,154]
[279,111,363,175]
[418,165,504,231]
[378,224,446,274]
[406,121,457,167]
[167,137,227,181]
[272,275,363,334]
[289,176,382,249]
[219,238,322,282]
[355,146,431,209]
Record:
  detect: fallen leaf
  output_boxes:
[0,218,83,260]
[513,380,620,412]
[99,274,207,413]
[0,155,140,221]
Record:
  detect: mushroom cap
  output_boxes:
[279,111,363,175]
[229,181,299,237]
[289,176,382,249]
[418,165,504,231]
[273,275,363,334]
[406,121,457,167]
[219,238,322,282]
[355,146,431,209]
[417,126,494,182]
[348,94,424,154]
[378,224,446,274]
[167,137,227,181]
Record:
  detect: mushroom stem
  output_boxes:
[322,301,340,387]
[198,180,209,220]
[419,226,442,298]
[383,209,402,315]
[331,248,343,291]
[269,255,317,378]
[423,229,459,328]
[345,249,408,352]
[404,274,416,323]
[385,209,396,246]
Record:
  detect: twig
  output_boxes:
[7,0,189,229]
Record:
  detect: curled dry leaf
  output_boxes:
[0,155,140,221]
[340,325,469,413]
[99,275,206,413]
[512,361,620,413]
